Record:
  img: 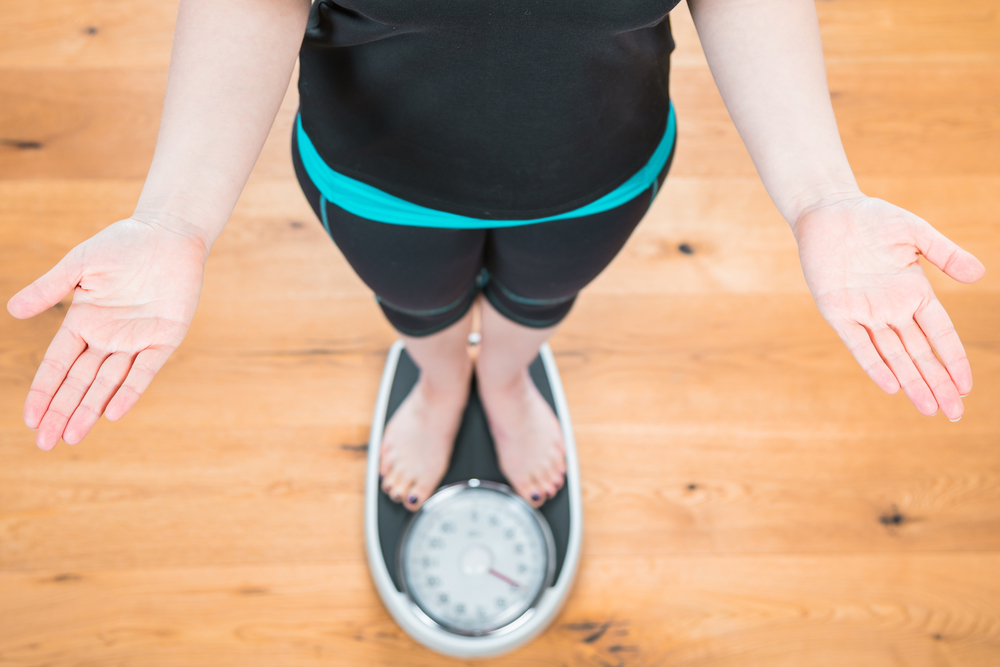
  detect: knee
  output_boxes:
[480,269,577,329]
[377,283,479,337]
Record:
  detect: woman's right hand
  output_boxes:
[7,217,210,450]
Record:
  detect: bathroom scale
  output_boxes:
[364,338,583,658]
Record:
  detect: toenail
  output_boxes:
[408,495,418,504]
[531,493,540,501]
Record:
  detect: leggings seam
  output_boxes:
[383,287,478,337]
[376,282,477,317]
[483,287,570,329]
[482,269,576,306]
[319,195,331,234]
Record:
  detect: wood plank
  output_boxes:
[3,295,997,570]
[2,420,999,570]
[2,176,996,303]
[1,555,998,666]
[816,0,1000,62]
[0,70,301,181]
[4,294,996,432]
[2,61,998,181]
[0,0,177,69]
[3,0,997,71]
[667,62,1000,177]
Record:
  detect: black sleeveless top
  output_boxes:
[298,0,679,220]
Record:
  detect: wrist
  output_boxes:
[784,182,866,235]
[130,207,216,261]
[131,199,224,257]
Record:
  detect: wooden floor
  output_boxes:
[2,1,999,665]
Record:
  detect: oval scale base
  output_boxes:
[364,340,583,658]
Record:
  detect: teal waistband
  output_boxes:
[296,101,675,229]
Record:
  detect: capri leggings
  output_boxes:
[290,125,676,337]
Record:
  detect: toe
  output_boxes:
[551,451,566,476]
[551,472,564,492]
[404,481,437,512]
[378,444,394,477]
[394,472,421,504]
[401,482,422,511]
[508,475,548,508]
[382,471,407,503]
[389,480,407,503]
[403,490,425,512]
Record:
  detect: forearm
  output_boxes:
[687,0,861,225]
[133,0,310,250]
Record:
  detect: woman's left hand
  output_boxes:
[792,195,985,420]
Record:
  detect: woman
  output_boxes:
[7,0,983,513]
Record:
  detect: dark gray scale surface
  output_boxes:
[377,348,570,593]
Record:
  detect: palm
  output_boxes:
[8,218,207,450]
[63,301,190,355]
[794,197,984,419]
[64,221,203,348]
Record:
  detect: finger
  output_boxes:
[7,248,83,319]
[104,346,174,421]
[833,323,900,394]
[24,326,87,430]
[912,220,986,284]
[35,347,109,451]
[869,325,938,416]
[914,298,973,397]
[64,351,134,445]
[893,320,963,421]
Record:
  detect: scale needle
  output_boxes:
[488,569,521,589]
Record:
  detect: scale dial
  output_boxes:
[399,479,555,636]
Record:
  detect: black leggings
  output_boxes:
[291,125,675,337]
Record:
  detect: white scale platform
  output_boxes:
[364,340,583,658]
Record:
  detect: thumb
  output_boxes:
[913,218,986,284]
[7,248,83,319]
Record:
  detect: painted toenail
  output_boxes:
[531,493,540,501]
[408,495,418,504]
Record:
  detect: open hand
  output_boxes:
[794,196,985,420]
[7,218,209,450]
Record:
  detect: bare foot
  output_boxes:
[379,359,471,511]
[476,366,566,508]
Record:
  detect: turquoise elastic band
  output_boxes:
[297,101,676,229]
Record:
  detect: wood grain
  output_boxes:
[1,0,999,665]
[1,555,998,666]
